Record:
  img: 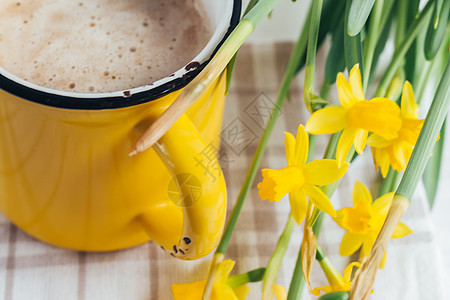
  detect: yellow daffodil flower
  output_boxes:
[368,81,425,177]
[305,64,402,166]
[335,181,413,267]
[312,262,361,295]
[257,125,349,225]
[171,260,249,300]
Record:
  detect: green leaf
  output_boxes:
[347,0,376,37]
[325,17,346,85]
[424,0,450,60]
[423,120,446,209]
[344,0,364,73]
[319,291,350,300]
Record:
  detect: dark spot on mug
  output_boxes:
[185,61,200,71]
[123,91,131,97]
[183,237,191,244]
[172,245,178,254]
[170,253,175,257]
[160,246,165,250]
[179,249,185,255]
[169,73,175,77]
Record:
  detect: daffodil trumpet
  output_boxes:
[351,55,450,300]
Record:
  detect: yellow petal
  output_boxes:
[337,128,358,167]
[379,251,387,269]
[343,262,361,282]
[367,134,392,148]
[272,284,287,300]
[233,285,251,300]
[284,132,296,166]
[349,64,364,101]
[340,232,363,256]
[392,141,408,170]
[337,72,358,108]
[372,192,394,215]
[401,81,418,118]
[372,147,391,178]
[213,283,239,300]
[304,159,349,186]
[354,129,368,154]
[295,124,309,166]
[392,222,413,238]
[171,280,206,300]
[348,98,401,140]
[352,181,372,205]
[216,260,235,283]
[304,184,336,217]
[361,235,376,257]
[305,106,347,134]
[311,285,332,296]
[289,190,308,225]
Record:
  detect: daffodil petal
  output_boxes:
[401,81,418,118]
[340,232,363,256]
[337,128,358,167]
[352,181,372,205]
[311,285,332,296]
[272,284,287,300]
[233,285,251,300]
[361,235,376,257]
[216,260,235,283]
[289,190,308,225]
[171,280,206,300]
[343,262,361,281]
[213,283,239,300]
[305,106,347,134]
[379,251,387,269]
[354,129,368,154]
[304,159,348,186]
[392,141,408,170]
[367,134,392,148]
[372,147,390,178]
[304,184,336,217]
[372,192,394,214]
[284,132,296,165]
[349,64,364,101]
[392,222,413,238]
[295,124,309,166]
[337,72,357,108]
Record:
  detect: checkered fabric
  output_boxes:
[0,43,446,300]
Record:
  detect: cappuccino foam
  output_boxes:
[0,0,213,93]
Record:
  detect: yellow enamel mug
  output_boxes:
[0,1,240,260]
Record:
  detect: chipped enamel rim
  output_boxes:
[0,0,241,109]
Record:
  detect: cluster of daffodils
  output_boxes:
[306,65,424,176]
[256,65,414,296]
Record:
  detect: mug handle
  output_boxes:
[137,113,227,260]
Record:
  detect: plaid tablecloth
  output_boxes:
[0,43,447,300]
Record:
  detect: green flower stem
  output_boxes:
[378,168,402,196]
[362,0,384,90]
[262,215,296,300]
[375,0,433,97]
[215,5,306,258]
[304,0,324,113]
[226,267,266,289]
[316,245,342,284]
[396,57,450,200]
